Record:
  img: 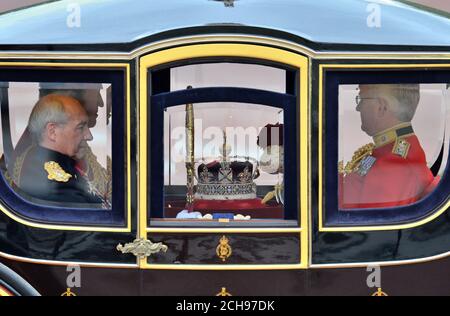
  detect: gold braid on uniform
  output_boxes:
[12,145,34,187]
[339,143,374,176]
[84,146,112,205]
[3,170,14,188]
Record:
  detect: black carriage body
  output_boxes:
[0,0,449,296]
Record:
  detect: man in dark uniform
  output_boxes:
[339,84,435,209]
[15,94,103,205]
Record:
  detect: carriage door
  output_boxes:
[135,44,309,293]
[311,64,450,295]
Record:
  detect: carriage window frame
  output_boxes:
[147,58,301,227]
[321,66,450,228]
[0,66,129,228]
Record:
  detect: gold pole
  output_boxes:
[185,86,195,211]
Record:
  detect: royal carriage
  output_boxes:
[0,0,449,296]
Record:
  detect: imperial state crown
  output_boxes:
[179,94,283,218]
[194,131,259,201]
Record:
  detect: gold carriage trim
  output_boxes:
[371,288,388,296]
[61,288,77,296]
[216,287,232,296]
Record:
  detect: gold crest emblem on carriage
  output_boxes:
[216,235,232,262]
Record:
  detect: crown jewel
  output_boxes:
[194,131,259,200]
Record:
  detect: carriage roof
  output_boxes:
[0,0,448,51]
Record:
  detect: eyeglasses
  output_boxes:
[355,95,379,107]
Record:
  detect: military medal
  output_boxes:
[357,156,376,176]
[44,161,72,182]
[340,143,375,176]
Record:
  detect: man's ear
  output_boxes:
[45,122,58,142]
[377,98,389,117]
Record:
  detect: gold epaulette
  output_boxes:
[44,161,72,182]
[339,143,375,176]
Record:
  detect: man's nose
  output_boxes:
[84,128,94,141]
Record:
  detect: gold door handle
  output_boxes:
[117,238,168,259]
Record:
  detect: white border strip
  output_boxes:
[0,250,138,269]
[310,250,450,269]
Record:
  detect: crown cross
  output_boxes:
[218,164,233,183]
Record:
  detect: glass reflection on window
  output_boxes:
[162,102,285,222]
[338,83,448,209]
[0,82,112,209]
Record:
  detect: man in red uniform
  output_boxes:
[339,84,435,209]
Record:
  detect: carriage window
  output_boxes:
[338,83,449,210]
[0,82,112,209]
[164,103,285,222]
[149,62,298,226]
